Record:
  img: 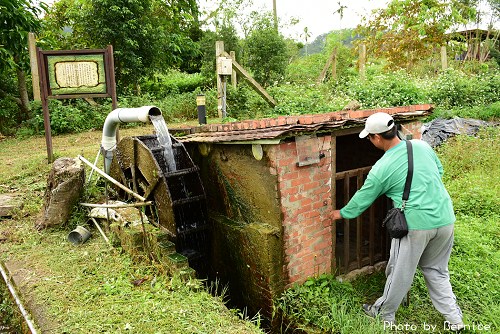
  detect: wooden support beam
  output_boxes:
[331,135,337,274]
[369,205,375,265]
[222,51,277,107]
[441,45,448,70]
[359,44,366,80]
[317,47,337,83]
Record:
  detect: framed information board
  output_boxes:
[37,46,116,99]
[36,46,117,162]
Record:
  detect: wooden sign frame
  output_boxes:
[36,45,117,162]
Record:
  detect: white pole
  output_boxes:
[0,261,39,334]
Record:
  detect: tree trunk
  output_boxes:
[14,55,31,122]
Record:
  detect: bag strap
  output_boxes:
[402,140,413,208]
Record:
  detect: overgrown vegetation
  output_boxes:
[0,127,264,334]
[1,0,499,136]
[1,0,499,332]
[275,127,500,333]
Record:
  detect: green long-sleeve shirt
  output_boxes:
[340,140,455,230]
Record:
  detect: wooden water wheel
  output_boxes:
[109,135,210,274]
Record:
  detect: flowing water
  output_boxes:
[150,115,177,172]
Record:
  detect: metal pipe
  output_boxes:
[0,261,39,334]
[101,106,162,173]
[78,155,146,202]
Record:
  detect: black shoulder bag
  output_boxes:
[382,140,413,239]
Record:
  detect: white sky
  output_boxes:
[260,0,389,40]
[198,0,390,41]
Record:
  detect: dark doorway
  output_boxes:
[334,133,390,274]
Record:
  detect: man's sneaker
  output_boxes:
[448,322,465,332]
[363,304,377,319]
[363,304,395,326]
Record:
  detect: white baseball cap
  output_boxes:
[359,112,395,138]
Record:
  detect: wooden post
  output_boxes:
[28,33,40,101]
[441,45,448,71]
[317,47,337,83]
[230,51,237,88]
[36,47,53,163]
[359,44,366,80]
[215,41,224,118]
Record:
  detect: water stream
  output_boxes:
[150,115,177,172]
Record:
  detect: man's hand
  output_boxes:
[332,210,343,220]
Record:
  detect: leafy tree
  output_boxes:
[0,0,45,124]
[244,16,288,86]
[198,25,241,83]
[356,0,477,70]
[42,0,201,92]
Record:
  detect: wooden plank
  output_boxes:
[369,205,375,265]
[28,33,40,101]
[356,171,363,268]
[216,41,224,118]
[335,166,372,180]
[343,176,350,274]
[223,51,277,107]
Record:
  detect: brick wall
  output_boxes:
[266,119,424,287]
[400,120,424,139]
[268,136,334,286]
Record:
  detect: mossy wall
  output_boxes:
[187,143,284,318]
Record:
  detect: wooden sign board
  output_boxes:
[36,46,117,162]
[38,47,116,100]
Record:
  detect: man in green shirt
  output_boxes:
[332,112,464,331]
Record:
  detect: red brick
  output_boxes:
[288,193,305,203]
[302,181,321,191]
[277,117,287,126]
[298,116,313,124]
[294,204,312,216]
[278,156,297,167]
[280,171,299,181]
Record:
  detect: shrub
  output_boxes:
[19,99,110,136]
[344,70,428,108]
[429,69,500,108]
[140,70,211,98]
[270,83,348,115]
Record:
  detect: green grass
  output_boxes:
[0,128,264,334]
[276,127,500,333]
[1,122,498,334]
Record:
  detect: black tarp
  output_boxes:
[421,117,496,147]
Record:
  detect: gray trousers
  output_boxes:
[371,224,463,323]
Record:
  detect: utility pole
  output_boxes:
[273,0,278,32]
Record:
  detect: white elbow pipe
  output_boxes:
[101,106,162,173]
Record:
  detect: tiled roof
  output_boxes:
[178,104,433,143]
